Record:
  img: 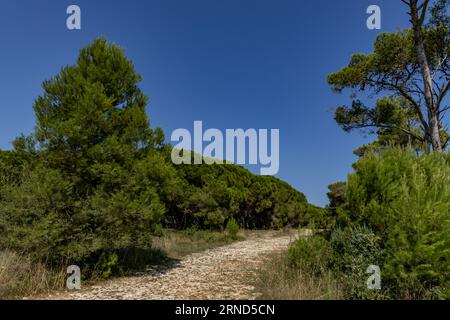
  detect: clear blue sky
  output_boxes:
[0,0,412,206]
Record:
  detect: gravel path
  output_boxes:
[42,232,294,300]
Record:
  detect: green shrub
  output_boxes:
[0,162,166,264]
[225,218,240,240]
[304,205,331,229]
[343,148,450,299]
[329,225,384,299]
[288,235,332,277]
[0,164,76,261]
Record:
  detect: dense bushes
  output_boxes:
[0,164,76,262]
[288,226,383,299]
[344,148,449,299]
[288,235,332,277]
[328,226,383,299]
[288,148,449,299]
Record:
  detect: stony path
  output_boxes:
[42,232,295,300]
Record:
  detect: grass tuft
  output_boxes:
[253,252,344,300]
[0,250,65,300]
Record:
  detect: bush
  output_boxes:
[0,164,76,261]
[329,225,384,299]
[343,148,450,299]
[288,235,332,277]
[225,218,240,240]
[287,226,386,299]
[0,162,166,265]
[304,205,331,229]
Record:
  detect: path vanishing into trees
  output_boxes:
[40,231,296,300]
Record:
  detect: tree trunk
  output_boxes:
[429,113,442,151]
[410,0,443,152]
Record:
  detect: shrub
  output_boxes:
[0,165,76,261]
[343,148,450,299]
[329,225,384,299]
[0,162,166,265]
[225,218,240,240]
[288,235,332,277]
[304,205,331,229]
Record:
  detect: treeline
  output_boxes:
[0,39,315,276]
[165,150,312,230]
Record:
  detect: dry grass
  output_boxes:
[0,251,66,300]
[253,252,345,300]
[151,229,244,259]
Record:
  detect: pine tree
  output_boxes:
[33,38,160,193]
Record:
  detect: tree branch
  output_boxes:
[347,123,426,143]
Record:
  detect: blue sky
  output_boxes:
[0,0,413,206]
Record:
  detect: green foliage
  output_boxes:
[33,38,163,194]
[289,148,449,299]
[288,227,384,299]
[429,0,450,28]
[342,148,450,299]
[328,28,449,94]
[0,38,313,280]
[303,205,330,229]
[318,1,450,299]
[329,225,384,299]
[166,154,311,230]
[328,25,450,150]
[93,251,120,279]
[0,151,28,187]
[326,181,347,226]
[0,39,169,272]
[335,97,429,155]
[225,218,240,240]
[0,164,76,261]
[288,235,332,277]
[287,228,385,299]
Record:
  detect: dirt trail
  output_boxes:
[42,231,295,300]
